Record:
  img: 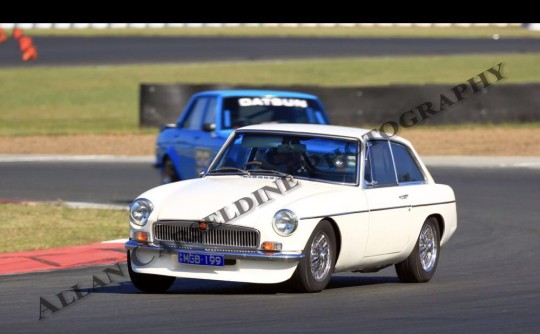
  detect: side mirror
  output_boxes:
[202,123,216,132]
[160,123,177,131]
[199,170,206,178]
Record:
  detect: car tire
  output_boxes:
[395,217,441,283]
[161,158,179,184]
[127,251,176,293]
[290,220,337,293]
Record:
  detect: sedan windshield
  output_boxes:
[221,97,327,129]
[209,132,359,184]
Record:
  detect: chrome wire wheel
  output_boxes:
[290,220,336,292]
[310,231,332,282]
[396,217,440,283]
[419,223,438,272]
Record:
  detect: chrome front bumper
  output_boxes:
[125,240,304,262]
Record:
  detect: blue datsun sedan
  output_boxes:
[155,90,331,183]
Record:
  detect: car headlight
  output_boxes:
[272,209,298,236]
[130,198,154,226]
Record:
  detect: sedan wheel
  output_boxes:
[395,217,441,283]
[161,159,180,184]
[290,220,336,292]
[419,222,438,272]
[310,232,332,282]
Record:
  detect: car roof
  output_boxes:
[194,90,318,99]
[237,123,411,144]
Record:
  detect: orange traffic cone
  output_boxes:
[22,45,38,61]
[12,27,23,39]
[0,27,7,43]
[19,36,33,51]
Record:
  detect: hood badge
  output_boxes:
[199,221,208,231]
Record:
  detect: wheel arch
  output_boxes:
[320,217,342,263]
[162,149,184,181]
[161,153,170,166]
[427,213,445,241]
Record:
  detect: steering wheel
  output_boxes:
[244,161,263,169]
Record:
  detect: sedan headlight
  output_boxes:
[272,209,298,236]
[130,198,154,226]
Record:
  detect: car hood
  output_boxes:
[151,176,343,228]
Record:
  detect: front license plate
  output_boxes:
[178,252,224,267]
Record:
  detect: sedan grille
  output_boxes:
[153,221,259,249]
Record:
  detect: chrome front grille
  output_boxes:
[153,221,259,249]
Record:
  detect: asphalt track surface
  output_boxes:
[1,164,539,332]
[1,37,540,67]
[0,161,159,206]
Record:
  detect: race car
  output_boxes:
[128,124,457,293]
[155,90,330,183]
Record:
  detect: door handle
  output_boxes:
[399,194,408,199]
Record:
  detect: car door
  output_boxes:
[389,141,430,239]
[363,140,413,257]
[173,97,209,179]
[191,96,224,175]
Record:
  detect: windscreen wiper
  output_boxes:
[206,167,250,176]
[249,169,293,180]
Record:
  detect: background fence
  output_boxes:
[140,83,540,127]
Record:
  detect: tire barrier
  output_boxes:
[140,83,540,127]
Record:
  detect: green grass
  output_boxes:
[23,26,540,38]
[1,203,127,253]
[1,53,539,135]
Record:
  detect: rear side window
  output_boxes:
[365,140,397,186]
[390,142,425,183]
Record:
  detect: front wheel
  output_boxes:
[395,217,441,283]
[289,220,337,293]
[127,251,176,293]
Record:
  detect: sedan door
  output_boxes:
[173,97,209,179]
[190,97,224,175]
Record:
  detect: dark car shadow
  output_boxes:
[86,274,400,296]
[112,199,133,206]
[326,275,400,289]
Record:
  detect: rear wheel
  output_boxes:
[161,158,179,184]
[395,217,440,283]
[127,251,176,293]
[290,220,336,293]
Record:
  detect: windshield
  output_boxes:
[221,97,327,129]
[209,132,359,184]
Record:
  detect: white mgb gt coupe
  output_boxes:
[126,124,457,293]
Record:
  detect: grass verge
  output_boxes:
[1,203,126,253]
[1,53,539,135]
[24,26,540,39]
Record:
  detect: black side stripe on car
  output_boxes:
[412,200,456,208]
[369,205,411,212]
[300,201,456,220]
[301,210,369,220]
